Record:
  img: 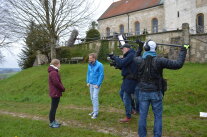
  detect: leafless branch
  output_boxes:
[7,0,96,58]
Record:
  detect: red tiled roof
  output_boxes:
[98,0,163,20]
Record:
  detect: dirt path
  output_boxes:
[0,110,137,137]
[63,105,124,113]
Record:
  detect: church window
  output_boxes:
[120,25,124,34]
[196,13,204,33]
[152,18,158,33]
[135,21,140,35]
[106,27,110,37]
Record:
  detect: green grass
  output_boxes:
[0,115,118,137]
[0,63,207,137]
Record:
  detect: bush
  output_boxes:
[56,45,95,63]
[56,47,71,59]
[97,40,110,62]
[86,29,100,42]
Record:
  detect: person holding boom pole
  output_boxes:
[134,40,190,137]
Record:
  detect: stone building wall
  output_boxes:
[98,0,207,37]
[164,0,207,33]
[98,5,165,37]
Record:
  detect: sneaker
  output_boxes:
[88,112,94,116]
[54,120,61,125]
[49,121,60,128]
[91,114,98,119]
[119,117,131,123]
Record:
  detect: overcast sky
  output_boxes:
[0,0,114,68]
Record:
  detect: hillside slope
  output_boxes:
[0,63,207,136]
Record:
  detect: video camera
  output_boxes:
[106,34,127,69]
[107,53,119,69]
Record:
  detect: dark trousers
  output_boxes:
[49,97,60,123]
[119,89,136,111]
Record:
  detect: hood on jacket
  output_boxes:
[48,66,58,73]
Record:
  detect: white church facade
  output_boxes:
[97,0,207,37]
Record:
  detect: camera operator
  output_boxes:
[109,43,140,123]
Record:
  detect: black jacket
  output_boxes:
[113,49,138,93]
[134,47,187,92]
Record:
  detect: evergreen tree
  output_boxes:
[18,22,50,69]
[86,21,100,42]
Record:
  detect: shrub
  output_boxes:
[86,29,100,42]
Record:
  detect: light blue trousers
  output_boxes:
[89,84,100,115]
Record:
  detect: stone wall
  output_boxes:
[145,30,183,60]
[190,34,207,62]
[33,51,48,66]
[34,24,207,64]
[90,25,207,63]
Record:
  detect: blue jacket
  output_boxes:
[114,49,138,93]
[86,60,104,87]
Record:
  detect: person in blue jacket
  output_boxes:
[86,53,104,119]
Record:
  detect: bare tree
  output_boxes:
[0,0,19,63]
[8,0,95,59]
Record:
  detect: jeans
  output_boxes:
[131,93,136,111]
[89,84,100,115]
[138,91,163,137]
[120,88,137,117]
[119,89,124,101]
[123,91,133,118]
[134,85,140,113]
[49,97,60,123]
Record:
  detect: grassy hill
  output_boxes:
[0,63,207,137]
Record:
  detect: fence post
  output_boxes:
[182,23,190,61]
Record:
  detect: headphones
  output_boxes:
[144,40,157,51]
[144,40,151,51]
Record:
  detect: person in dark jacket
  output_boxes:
[134,40,189,137]
[48,59,65,128]
[117,41,144,116]
[110,43,138,123]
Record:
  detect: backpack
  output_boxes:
[139,56,167,96]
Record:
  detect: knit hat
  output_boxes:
[144,40,157,52]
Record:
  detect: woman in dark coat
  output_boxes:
[48,59,65,128]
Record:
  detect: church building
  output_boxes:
[98,0,207,37]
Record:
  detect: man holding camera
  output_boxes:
[134,40,189,137]
[109,43,138,123]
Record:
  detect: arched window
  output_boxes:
[152,18,158,33]
[106,27,110,37]
[196,13,204,33]
[120,25,124,34]
[135,21,140,35]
